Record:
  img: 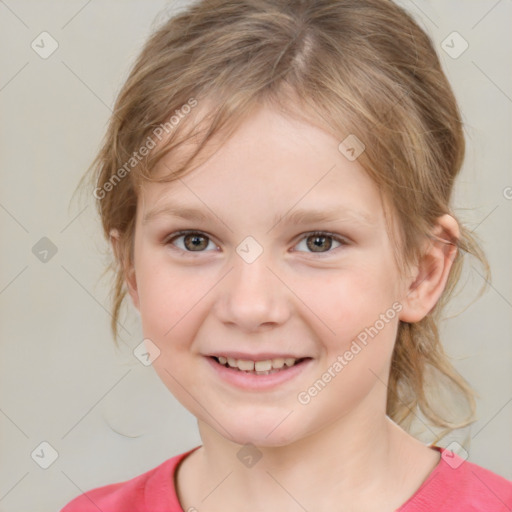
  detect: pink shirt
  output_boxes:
[60,446,512,511]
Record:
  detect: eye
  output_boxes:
[165,231,218,253]
[293,231,347,254]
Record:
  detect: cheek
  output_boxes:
[135,263,207,400]
[135,248,209,338]
[296,264,398,344]
[137,269,176,337]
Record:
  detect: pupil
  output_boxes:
[309,235,330,252]
[186,234,207,251]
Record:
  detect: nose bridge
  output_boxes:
[215,246,290,330]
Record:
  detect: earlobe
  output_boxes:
[110,229,140,311]
[399,215,459,323]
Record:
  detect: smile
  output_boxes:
[212,355,308,375]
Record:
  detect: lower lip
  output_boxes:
[205,356,313,391]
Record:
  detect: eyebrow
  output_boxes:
[275,206,374,227]
[143,204,214,225]
[142,202,374,227]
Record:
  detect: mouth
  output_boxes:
[209,355,311,376]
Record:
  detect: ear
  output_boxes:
[110,229,140,311]
[399,214,459,323]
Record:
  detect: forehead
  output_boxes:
[144,105,382,214]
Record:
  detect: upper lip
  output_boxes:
[206,352,311,362]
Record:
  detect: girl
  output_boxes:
[62,0,512,510]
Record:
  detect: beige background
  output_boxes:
[0,1,511,511]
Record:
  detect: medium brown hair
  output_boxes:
[82,0,489,438]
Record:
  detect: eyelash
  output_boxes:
[163,230,349,257]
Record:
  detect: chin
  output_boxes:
[220,414,303,448]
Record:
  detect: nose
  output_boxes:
[213,251,291,333]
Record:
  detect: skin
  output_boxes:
[115,104,459,511]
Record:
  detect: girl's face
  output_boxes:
[128,105,409,446]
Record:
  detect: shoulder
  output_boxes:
[59,447,200,512]
[399,447,512,511]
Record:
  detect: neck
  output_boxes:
[177,408,439,511]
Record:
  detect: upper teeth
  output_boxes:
[217,356,298,371]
